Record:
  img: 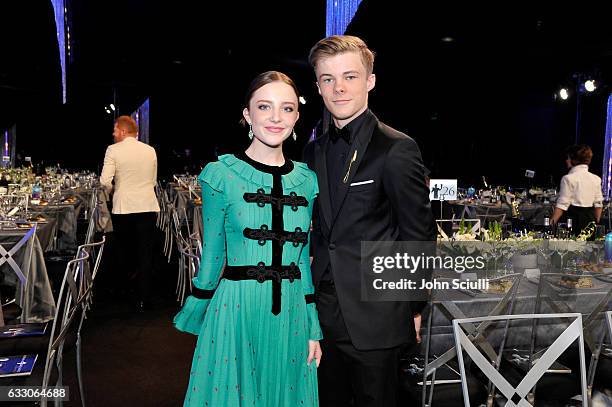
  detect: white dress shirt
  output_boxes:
[100,137,160,214]
[555,164,603,210]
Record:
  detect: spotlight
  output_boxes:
[559,88,569,100]
[105,108,112,114]
[299,96,306,105]
[584,80,596,92]
[109,103,116,111]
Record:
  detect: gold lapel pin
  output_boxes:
[343,150,358,183]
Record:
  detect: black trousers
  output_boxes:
[112,212,156,301]
[316,281,400,407]
[565,205,596,238]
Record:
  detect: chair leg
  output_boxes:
[54,352,64,407]
[76,333,86,407]
[167,233,173,263]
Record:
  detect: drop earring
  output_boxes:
[248,124,254,140]
[292,129,297,141]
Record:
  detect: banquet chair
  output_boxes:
[188,231,202,259]
[517,269,612,405]
[403,273,524,407]
[0,249,90,406]
[476,213,507,230]
[436,218,481,239]
[0,224,38,323]
[171,207,198,305]
[177,244,200,306]
[83,188,99,247]
[453,313,588,407]
[163,195,176,262]
[155,184,164,229]
[72,236,106,407]
[585,310,612,402]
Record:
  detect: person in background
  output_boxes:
[551,144,603,235]
[100,115,160,311]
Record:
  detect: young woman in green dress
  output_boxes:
[174,71,322,406]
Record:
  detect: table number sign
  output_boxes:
[429,179,457,201]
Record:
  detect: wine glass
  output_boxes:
[556,229,570,271]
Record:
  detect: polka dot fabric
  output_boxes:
[174,154,321,406]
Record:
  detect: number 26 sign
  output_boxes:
[429,179,457,201]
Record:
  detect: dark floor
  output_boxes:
[60,230,197,407]
[68,296,195,406]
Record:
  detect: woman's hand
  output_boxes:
[307,340,322,367]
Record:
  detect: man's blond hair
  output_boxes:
[308,35,375,75]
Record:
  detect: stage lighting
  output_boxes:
[110,103,116,111]
[299,96,306,105]
[585,80,596,92]
[105,108,111,114]
[559,88,569,100]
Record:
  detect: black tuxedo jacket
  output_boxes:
[303,111,435,350]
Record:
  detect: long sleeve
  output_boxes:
[383,138,434,316]
[152,152,158,187]
[174,163,226,335]
[382,138,436,241]
[99,146,115,193]
[299,179,322,340]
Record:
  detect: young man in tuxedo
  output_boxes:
[303,35,435,407]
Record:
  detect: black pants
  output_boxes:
[316,281,400,407]
[565,205,596,238]
[112,212,156,302]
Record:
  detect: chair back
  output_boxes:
[40,249,90,406]
[83,188,98,246]
[607,311,612,341]
[0,224,43,323]
[453,313,588,407]
[419,272,524,407]
[436,218,481,239]
[476,213,506,229]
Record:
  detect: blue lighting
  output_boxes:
[602,94,612,199]
[51,0,67,103]
[326,0,362,36]
[131,99,150,145]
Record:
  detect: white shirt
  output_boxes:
[100,137,160,214]
[555,164,603,211]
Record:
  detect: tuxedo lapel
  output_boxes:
[314,136,333,230]
[330,117,377,228]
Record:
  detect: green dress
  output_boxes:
[174,153,322,407]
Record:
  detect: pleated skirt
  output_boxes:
[183,278,319,407]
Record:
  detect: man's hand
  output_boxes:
[414,313,422,343]
[307,340,322,367]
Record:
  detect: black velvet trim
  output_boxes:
[243,225,308,247]
[235,151,293,175]
[271,171,283,315]
[304,294,315,304]
[192,287,215,300]
[223,263,301,283]
[243,189,308,211]
[234,152,299,315]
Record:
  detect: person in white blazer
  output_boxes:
[100,115,160,311]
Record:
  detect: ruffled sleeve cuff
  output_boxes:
[306,302,323,341]
[173,295,211,335]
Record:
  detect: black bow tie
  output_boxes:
[329,126,351,143]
